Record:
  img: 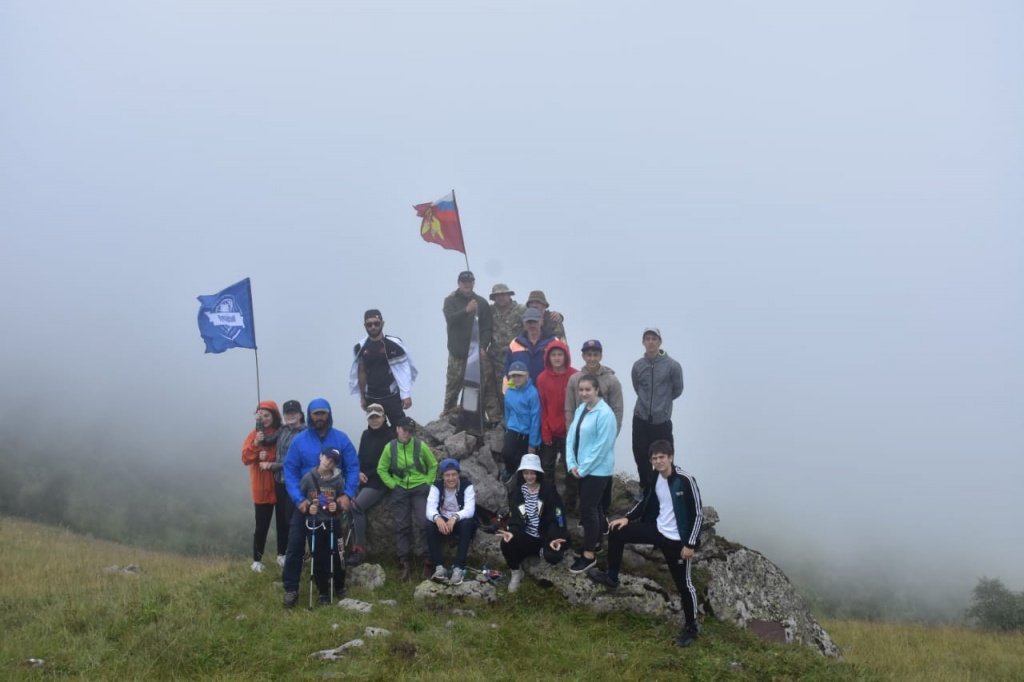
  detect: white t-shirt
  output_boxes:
[655,475,680,541]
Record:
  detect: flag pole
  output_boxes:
[254,348,262,404]
[451,189,470,271]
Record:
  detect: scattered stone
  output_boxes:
[330,624,340,631]
[235,615,247,621]
[413,578,497,603]
[730,662,743,670]
[309,638,364,661]
[347,563,386,590]
[450,608,477,618]
[364,627,391,637]
[23,659,45,668]
[377,599,398,606]
[444,620,455,628]
[102,564,141,575]
[389,641,418,658]
[336,598,372,613]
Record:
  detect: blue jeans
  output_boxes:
[425,517,476,568]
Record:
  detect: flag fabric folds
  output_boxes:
[197,278,257,353]
[415,192,466,254]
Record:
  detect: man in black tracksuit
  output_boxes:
[587,439,704,648]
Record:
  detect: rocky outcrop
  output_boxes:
[359,417,839,657]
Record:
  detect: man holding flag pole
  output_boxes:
[415,191,492,434]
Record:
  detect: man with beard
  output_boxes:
[280,398,359,608]
[349,308,417,426]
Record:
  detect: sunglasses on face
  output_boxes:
[365,321,382,329]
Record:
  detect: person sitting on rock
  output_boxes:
[586,439,704,648]
[425,458,476,586]
[348,403,396,567]
[496,454,568,593]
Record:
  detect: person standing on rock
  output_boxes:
[441,271,493,421]
[485,283,521,424]
[587,439,704,648]
[496,454,569,593]
[349,308,417,427]
[500,361,541,483]
[565,375,616,575]
[377,416,438,582]
[536,340,577,501]
[631,327,684,494]
[348,403,396,567]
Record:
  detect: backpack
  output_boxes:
[388,438,426,479]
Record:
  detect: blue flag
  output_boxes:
[197,278,257,353]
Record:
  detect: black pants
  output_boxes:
[273,482,293,555]
[631,416,673,491]
[578,475,610,553]
[253,503,275,562]
[310,519,346,596]
[607,521,697,626]
[502,430,530,474]
[500,531,566,570]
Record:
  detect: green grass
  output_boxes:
[0,517,960,681]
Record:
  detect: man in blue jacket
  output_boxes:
[280,398,359,608]
[587,439,704,648]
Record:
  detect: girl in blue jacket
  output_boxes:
[501,361,541,482]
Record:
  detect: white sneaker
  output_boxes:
[276,555,286,568]
[450,567,465,586]
[251,561,265,573]
[431,565,449,583]
[508,569,523,593]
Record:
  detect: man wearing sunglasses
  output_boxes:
[349,308,418,426]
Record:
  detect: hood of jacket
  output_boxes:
[542,339,572,373]
[257,400,282,429]
[305,397,334,430]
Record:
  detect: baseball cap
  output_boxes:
[282,400,302,414]
[366,403,385,419]
[642,327,662,339]
[458,270,475,282]
[322,448,342,462]
[439,458,460,473]
[581,340,603,353]
[364,308,383,321]
[522,307,543,322]
[508,361,529,376]
[396,416,416,429]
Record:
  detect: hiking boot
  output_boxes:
[569,555,596,575]
[318,593,331,607]
[282,591,298,609]
[674,624,699,648]
[508,569,523,593]
[450,567,465,586]
[251,561,265,573]
[275,555,286,568]
[397,559,410,583]
[334,586,347,600]
[421,560,435,580]
[346,546,367,567]
[431,565,449,583]
[586,566,619,589]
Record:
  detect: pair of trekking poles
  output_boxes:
[305,512,352,609]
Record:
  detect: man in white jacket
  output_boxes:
[349,308,417,426]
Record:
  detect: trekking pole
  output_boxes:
[329,516,335,604]
[306,517,321,610]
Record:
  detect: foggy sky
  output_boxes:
[2,1,1021,594]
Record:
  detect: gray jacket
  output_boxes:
[565,365,624,435]
[631,351,684,424]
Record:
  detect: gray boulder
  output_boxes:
[413,578,498,603]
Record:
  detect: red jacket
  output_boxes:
[535,340,578,443]
[241,400,282,504]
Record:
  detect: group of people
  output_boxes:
[238,272,703,647]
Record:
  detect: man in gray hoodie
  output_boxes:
[631,327,684,492]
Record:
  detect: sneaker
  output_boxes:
[318,593,331,607]
[251,561,265,573]
[499,468,512,483]
[450,567,465,586]
[674,624,699,648]
[431,565,449,583]
[508,569,523,593]
[276,555,286,568]
[347,546,367,567]
[569,555,596,574]
[421,560,435,580]
[397,559,410,583]
[586,566,619,589]
[282,591,298,608]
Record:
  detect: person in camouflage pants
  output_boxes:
[485,283,524,423]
